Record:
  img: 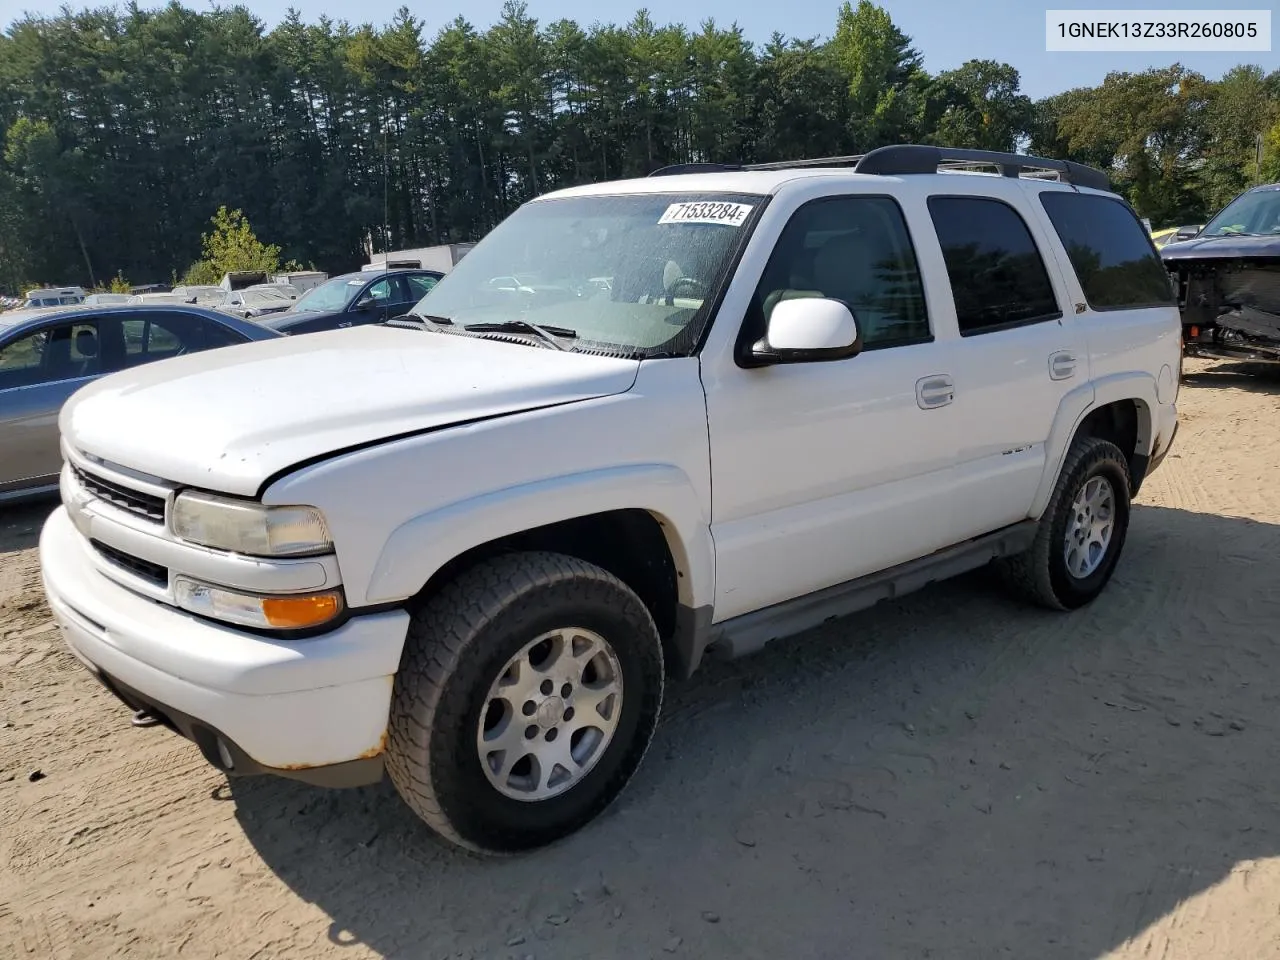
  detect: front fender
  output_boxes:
[364,463,715,613]
[1029,372,1158,518]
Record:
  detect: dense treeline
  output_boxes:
[1,0,1278,291]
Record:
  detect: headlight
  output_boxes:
[174,577,343,630]
[171,491,332,557]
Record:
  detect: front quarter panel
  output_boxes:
[261,357,714,613]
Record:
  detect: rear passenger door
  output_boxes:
[925,191,1089,543]
[1032,189,1181,399]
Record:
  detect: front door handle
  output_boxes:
[1049,351,1077,381]
[916,374,954,409]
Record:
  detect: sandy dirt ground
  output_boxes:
[2,358,1280,960]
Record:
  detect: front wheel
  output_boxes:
[385,552,665,855]
[996,435,1133,610]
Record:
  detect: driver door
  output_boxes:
[344,277,395,327]
[702,194,959,621]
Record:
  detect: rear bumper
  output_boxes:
[40,506,409,785]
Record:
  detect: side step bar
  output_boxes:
[708,520,1040,660]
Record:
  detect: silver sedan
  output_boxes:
[0,303,283,503]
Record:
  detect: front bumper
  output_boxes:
[40,506,409,786]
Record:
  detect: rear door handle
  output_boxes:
[1049,351,1077,380]
[916,374,954,409]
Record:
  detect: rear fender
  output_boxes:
[1029,373,1157,518]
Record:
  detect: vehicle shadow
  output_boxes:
[0,497,57,556]
[1180,360,1280,395]
[229,504,1280,960]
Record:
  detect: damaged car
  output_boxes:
[1162,182,1280,364]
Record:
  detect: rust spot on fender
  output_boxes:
[357,729,390,761]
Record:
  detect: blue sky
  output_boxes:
[1,0,1274,99]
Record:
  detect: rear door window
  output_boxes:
[1038,192,1175,309]
[120,312,205,365]
[927,196,1062,335]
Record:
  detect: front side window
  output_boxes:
[928,196,1061,335]
[1039,192,1175,309]
[407,192,764,356]
[747,195,931,351]
[0,321,100,389]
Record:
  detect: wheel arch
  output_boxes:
[364,464,715,678]
[1031,373,1158,518]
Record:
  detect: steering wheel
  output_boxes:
[666,277,706,304]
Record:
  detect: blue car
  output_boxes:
[0,303,283,503]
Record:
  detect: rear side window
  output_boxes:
[927,197,1061,335]
[1039,192,1175,309]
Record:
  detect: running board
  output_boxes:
[707,520,1040,660]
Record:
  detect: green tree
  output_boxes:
[183,206,282,283]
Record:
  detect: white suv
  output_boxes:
[40,145,1181,855]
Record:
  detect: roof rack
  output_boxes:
[647,144,1109,191]
[854,145,1109,191]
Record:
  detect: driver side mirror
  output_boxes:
[751,297,862,364]
[354,296,376,311]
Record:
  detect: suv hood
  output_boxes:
[1161,233,1280,262]
[61,326,641,496]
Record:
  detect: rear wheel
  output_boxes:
[386,551,665,855]
[997,435,1132,610]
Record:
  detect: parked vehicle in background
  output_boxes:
[169,285,227,306]
[1150,224,1203,248]
[0,304,283,503]
[247,282,300,300]
[260,268,442,335]
[129,293,191,305]
[37,145,1180,856]
[363,244,474,273]
[82,293,133,306]
[23,287,86,308]
[130,284,171,295]
[271,270,328,292]
[1162,181,1280,364]
[216,287,294,319]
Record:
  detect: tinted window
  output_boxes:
[202,320,246,348]
[406,273,440,299]
[1039,193,1175,309]
[750,196,931,350]
[0,321,100,389]
[120,313,203,365]
[928,197,1061,335]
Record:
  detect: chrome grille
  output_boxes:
[91,540,168,587]
[72,464,166,523]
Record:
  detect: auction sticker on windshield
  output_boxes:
[658,201,754,227]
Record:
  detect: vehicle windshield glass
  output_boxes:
[408,192,764,355]
[1201,188,1280,237]
[242,289,290,305]
[290,276,365,313]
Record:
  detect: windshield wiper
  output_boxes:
[405,312,453,324]
[464,319,577,351]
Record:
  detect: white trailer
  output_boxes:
[362,244,474,274]
[271,270,328,292]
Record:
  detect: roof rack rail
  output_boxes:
[648,162,744,177]
[743,154,866,171]
[854,144,1110,191]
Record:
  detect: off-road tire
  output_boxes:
[385,551,665,856]
[996,435,1133,611]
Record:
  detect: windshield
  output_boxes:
[408,192,764,355]
[242,289,290,305]
[1201,188,1280,237]
[290,275,366,313]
